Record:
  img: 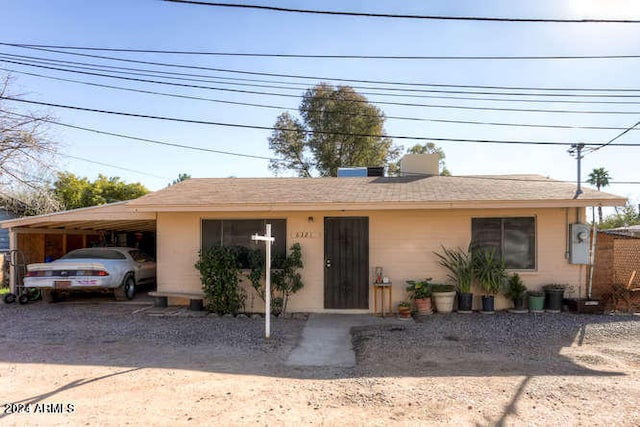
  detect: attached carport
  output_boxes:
[0,202,156,293]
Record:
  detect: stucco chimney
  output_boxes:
[400,154,440,176]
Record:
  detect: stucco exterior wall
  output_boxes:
[156,207,586,312]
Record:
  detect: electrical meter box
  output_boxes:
[569,223,591,264]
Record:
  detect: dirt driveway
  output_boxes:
[0,302,639,426]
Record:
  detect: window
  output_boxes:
[201,219,287,268]
[471,217,536,269]
[61,249,127,260]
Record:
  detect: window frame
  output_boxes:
[200,218,287,269]
[471,216,537,271]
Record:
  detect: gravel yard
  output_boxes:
[1,302,639,426]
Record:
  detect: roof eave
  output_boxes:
[130,197,628,212]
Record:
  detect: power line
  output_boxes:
[9,53,640,104]
[9,42,640,60]
[162,1,640,24]
[61,153,170,179]
[9,55,640,105]
[1,109,275,161]
[5,111,640,185]
[10,51,640,100]
[7,65,640,133]
[587,118,640,154]
[5,42,640,93]
[6,58,640,115]
[5,95,640,147]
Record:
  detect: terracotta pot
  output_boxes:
[398,306,412,318]
[414,297,433,315]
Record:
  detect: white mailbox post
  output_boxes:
[251,223,275,339]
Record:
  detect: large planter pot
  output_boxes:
[544,288,565,313]
[481,295,495,313]
[432,291,456,313]
[510,296,527,313]
[528,294,545,313]
[414,298,433,315]
[457,292,473,313]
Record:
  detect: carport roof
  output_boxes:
[0,201,155,232]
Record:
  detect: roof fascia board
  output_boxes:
[131,198,627,212]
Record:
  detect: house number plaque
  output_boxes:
[292,231,320,239]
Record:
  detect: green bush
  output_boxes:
[248,243,304,316]
[405,278,433,299]
[195,246,245,315]
[504,273,527,300]
[431,283,456,293]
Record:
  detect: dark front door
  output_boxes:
[324,217,369,309]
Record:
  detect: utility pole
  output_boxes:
[568,143,585,199]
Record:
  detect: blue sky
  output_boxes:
[1,0,639,213]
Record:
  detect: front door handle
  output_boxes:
[325,259,332,268]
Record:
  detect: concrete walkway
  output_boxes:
[285,313,408,367]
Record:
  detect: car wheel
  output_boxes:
[115,275,136,301]
[18,294,29,305]
[3,293,16,304]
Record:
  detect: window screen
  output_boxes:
[471,217,535,269]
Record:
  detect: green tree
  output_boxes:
[599,204,640,230]
[169,173,191,186]
[53,172,149,210]
[268,83,402,177]
[586,167,612,224]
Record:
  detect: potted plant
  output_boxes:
[504,273,527,313]
[431,283,456,313]
[434,246,474,313]
[474,249,507,313]
[397,301,412,319]
[528,290,545,313]
[405,278,433,315]
[543,283,567,313]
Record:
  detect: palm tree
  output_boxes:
[587,168,611,224]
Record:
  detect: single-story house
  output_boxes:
[0,155,627,312]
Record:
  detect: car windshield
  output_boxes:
[61,249,127,260]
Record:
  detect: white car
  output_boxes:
[24,247,156,302]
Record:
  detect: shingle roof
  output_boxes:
[128,175,626,211]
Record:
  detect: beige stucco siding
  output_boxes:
[156,207,586,312]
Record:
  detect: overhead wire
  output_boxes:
[7,51,640,100]
[6,58,640,115]
[5,96,640,147]
[162,1,640,24]
[1,109,275,160]
[587,118,640,154]
[7,64,640,133]
[5,42,640,93]
[8,53,640,105]
[4,112,639,185]
[9,42,640,60]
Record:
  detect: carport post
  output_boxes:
[251,224,275,339]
